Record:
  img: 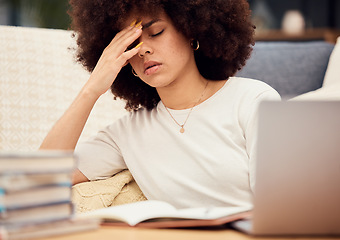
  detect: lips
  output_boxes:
[144,61,162,75]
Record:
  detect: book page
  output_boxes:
[79,200,178,226]
[173,206,251,220]
[79,200,252,226]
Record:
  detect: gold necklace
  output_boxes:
[164,81,209,133]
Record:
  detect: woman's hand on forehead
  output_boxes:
[83,20,144,98]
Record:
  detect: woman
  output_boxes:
[40,0,280,208]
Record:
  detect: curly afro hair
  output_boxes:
[68,0,255,111]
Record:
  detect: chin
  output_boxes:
[140,76,174,89]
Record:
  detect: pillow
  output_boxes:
[72,170,146,213]
[237,41,334,98]
[290,87,340,101]
[291,37,340,101]
[323,37,340,88]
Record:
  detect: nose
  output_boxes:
[138,40,153,58]
[138,50,150,58]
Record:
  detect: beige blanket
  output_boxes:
[72,170,147,213]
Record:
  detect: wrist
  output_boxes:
[79,85,102,102]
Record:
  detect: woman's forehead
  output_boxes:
[122,11,167,29]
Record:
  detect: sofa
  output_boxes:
[1,25,340,151]
[1,25,339,211]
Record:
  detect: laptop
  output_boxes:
[233,100,340,236]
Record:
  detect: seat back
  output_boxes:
[0,25,127,151]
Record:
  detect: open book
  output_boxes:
[79,200,252,228]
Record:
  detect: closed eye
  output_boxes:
[151,29,164,37]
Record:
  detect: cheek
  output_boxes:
[128,56,139,69]
[170,35,192,56]
[167,39,193,64]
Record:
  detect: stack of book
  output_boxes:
[0,152,99,240]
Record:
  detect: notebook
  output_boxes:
[233,101,340,236]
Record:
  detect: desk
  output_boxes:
[43,226,340,240]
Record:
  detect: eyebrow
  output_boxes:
[142,19,161,30]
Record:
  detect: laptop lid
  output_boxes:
[252,100,340,236]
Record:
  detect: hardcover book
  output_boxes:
[0,217,100,240]
[0,202,74,226]
[0,172,72,192]
[0,151,75,174]
[0,184,72,210]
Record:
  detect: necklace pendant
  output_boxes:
[180,127,185,133]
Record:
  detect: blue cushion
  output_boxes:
[236,41,334,97]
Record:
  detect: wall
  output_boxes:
[1,0,340,30]
[248,0,340,29]
[0,0,70,29]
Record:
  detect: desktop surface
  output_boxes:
[43,226,340,240]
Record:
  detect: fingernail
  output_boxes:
[134,42,144,49]
[135,21,142,28]
[129,20,137,27]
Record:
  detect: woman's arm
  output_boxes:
[40,22,143,184]
[39,86,100,150]
[72,168,89,185]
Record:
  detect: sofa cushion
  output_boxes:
[0,25,127,151]
[236,41,334,98]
